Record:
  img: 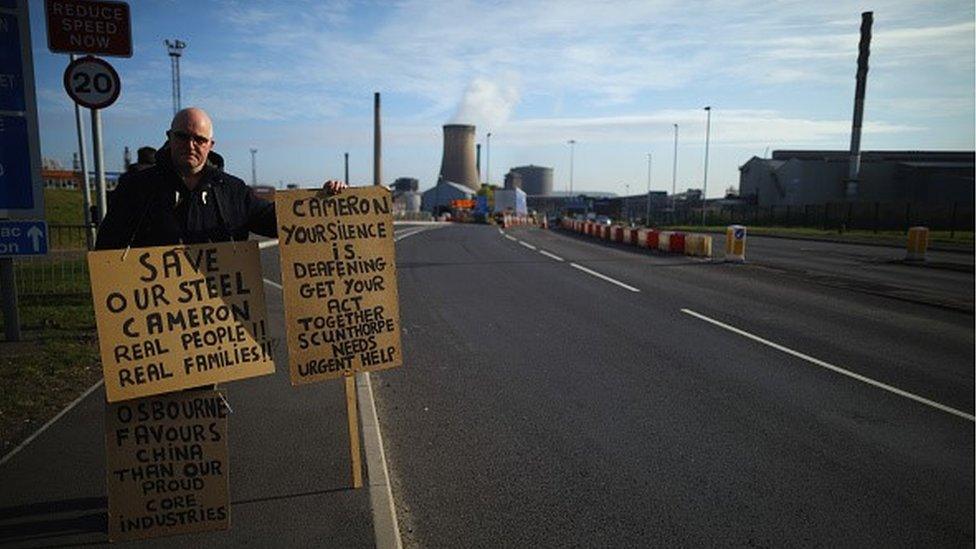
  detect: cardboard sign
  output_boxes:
[275,187,402,385]
[88,241,276,402]
[105,390,230,542]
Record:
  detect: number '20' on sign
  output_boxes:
[63,55,121,110]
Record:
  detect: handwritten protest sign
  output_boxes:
[88,241,276,402]
[275,187,403,385]
[105,390,230,542]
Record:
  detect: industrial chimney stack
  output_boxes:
[439,124,480,191]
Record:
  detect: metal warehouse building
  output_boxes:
[739,150,974,206]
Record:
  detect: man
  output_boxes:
[95,107,344,250]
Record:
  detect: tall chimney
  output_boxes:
[846,11,872,200]
[439,124,480,191]
[373,92,382,186]
[476,143,482,183]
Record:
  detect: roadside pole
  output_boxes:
[70,55,94,246]
[0,260,19,341]
[91,108,107,222]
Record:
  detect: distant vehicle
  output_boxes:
[595,216,612,225]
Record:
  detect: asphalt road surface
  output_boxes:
[373,223,973,547]
[1,223,971,547]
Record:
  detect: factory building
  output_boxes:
[739,150,974,206]
[508,165,553,196]
[421,179,477,214]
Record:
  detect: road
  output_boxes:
[0,222,971,547]
[373,223,973,547]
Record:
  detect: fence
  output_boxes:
[13,224,94,296]
[642,201,973,234]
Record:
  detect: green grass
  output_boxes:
[659,224,974,247]
[0,292,101,455]
[45,188,87,225]
[44,189,93,250]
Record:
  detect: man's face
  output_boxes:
[168,113,213,175]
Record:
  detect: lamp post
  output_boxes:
[165,39,186,116]
[671,124,678,222]
[702,106,711,226]
[249,148,257,186]
[567,139,576,195]
[646,153,652,226]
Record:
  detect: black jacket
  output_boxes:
[95,146,276,250]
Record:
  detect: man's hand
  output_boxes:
[323,180,347,194]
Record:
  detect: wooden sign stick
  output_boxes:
[345,373,364,488]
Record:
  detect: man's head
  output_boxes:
[167,107,214,176]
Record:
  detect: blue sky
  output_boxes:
[28,0,976,197]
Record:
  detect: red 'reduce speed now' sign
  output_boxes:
[45,0,132,58]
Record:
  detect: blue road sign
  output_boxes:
[733,227,745,240]
[0,220,47,256]
[0,115,33,209]
[0,12,26,112]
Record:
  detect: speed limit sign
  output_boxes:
[63,56,121,110]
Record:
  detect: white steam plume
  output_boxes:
[450,77,520,127]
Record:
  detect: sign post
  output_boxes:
[275,187,403,487]
[1,0,46,342]
[47,0,131,224]
[62,54,120,222]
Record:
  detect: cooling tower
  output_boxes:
[439,124,481,191]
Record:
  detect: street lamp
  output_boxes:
[567,139,576,195]
[646,153,652,225]
[671,124,678,222]
[702,106,712,226]
[165,39,186,116]
[250,148,257,186]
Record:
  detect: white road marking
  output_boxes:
[504,235,517,241]
[1,226,432,471]
[519,241,537,250]
[357,372,403,549]
[0,379,105,467]
[681,308,975,422]
[569,263,641,292]
[538,250,565,262]
[498,228,505,235]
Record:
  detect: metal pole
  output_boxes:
[671,124,678,220]
[702,107,711,226]
[1,259,20,342]
[486,132,492,186]
[250,148,257,185]
[344,152,349,185]
[91,108,107,222]
[373,92,381,186]
[645,153,652,225]
[846,11,873,199]
[71,55,94,247]
[568,139,576,195]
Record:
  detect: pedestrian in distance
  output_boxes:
[95,107,345,250]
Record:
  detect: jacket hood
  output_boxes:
[155,142,226,172]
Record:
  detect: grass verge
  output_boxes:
[0,292,101,456]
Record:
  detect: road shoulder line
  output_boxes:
[681,308,975,422]
[357,372,402,549]
[0,379,104,467]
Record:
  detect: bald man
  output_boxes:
[95,107,344,250]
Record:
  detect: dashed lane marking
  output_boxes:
[569,263,641,292]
